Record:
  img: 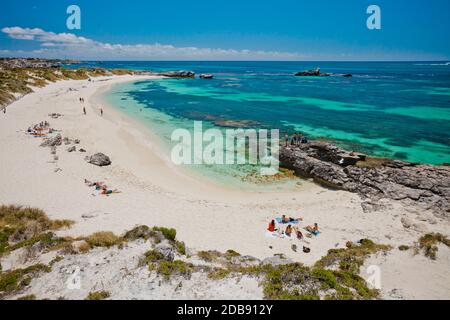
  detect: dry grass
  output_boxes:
[85,232,122,248]
[414,233,450,260]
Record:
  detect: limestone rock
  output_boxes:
[87,153,111,167]
[40,134,62,147]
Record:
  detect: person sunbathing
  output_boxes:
[267,220,277,232]
[285,225,293,237]
[281,214,301,223]
[101,186,121,195]
[306,223,320,235]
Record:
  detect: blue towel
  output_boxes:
[276,218,299,225]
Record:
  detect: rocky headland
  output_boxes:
[280,142,450,218]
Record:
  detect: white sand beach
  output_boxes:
[1,75,449,299]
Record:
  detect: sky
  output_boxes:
[0,0,449,61]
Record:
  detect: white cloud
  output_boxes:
[1,26,303,60]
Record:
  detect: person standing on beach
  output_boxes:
[83,107,86,115]
[2,107,5,114]
[285,134,289,147]
[100,108,103,116]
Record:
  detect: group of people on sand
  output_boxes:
[267,214,320,253]
[84,179,121,196]
[27,121,54,137]
[284,132,308,147]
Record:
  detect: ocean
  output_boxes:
[74,61,450,186]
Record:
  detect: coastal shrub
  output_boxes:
[0,263,51,294]
[142,249,164,264]
[225,249,241,259]
[85,232,122,248]
[123,225,151,241]
[315,239,391,273]
[0,205,73,255]
[152,227,177,241]
[85,290,110,300]
[174,241,186,255]
[208,268,231,280]
[151,260,193,279]
[415,233,450,260]
[197,250,221,262]
[398,245,410,251]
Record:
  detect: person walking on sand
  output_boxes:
[100,108,103,116]
[83,107,86,115]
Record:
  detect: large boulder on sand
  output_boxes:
[87,153,111,167]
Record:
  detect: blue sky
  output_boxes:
[0,0,449,60]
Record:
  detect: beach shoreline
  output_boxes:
[1,74,449,299]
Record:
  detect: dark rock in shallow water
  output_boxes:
[343,74,353,78]
[295,68,321,77]
[87,153,111,167]
[159,70,195,78]
[280,142,450,218]
[199,74,214,79]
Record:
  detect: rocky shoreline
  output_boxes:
[280,141,450,218]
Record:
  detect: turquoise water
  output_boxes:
[93,61,450,184]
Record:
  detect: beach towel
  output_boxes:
[275,218,299,225]
[305,229,321,236]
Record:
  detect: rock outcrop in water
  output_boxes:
[280,142,450,217]
[158,70,195,78]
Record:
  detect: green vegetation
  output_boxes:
[197,250,221,262]
[150,260,193,280]
[315,239,391,273]
[0,264,51,295]
[174,241,186,255]
[398,245,410,251]
[152,227,177,241]
[0,205,73,256]
[85,290,110,300]
[208,268,231,280]
[224,249,241,259]
[414,233,450,260]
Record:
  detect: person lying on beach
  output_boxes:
[281,215,302,223]
[285,225,293,237]
[267,220,277,232]
[100,187,121,196]
[306,223,320,235]
[303,246,311,253]
[84,179,106,190]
